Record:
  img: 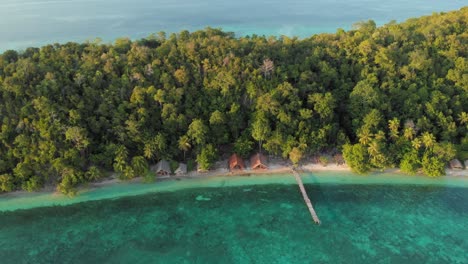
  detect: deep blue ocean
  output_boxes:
[0,0,466,51]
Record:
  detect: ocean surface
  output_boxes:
[0,173,467,263]
[0,0,466,51]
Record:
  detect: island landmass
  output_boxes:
[0,8,467,195]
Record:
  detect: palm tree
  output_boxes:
[388,118,400,139]
[114,145,128,172]
[374,130,386,141]
[403,127,415,140]
[421,132,435,149]
[144,134,166,161]
[143,140,156,160]
[358,128,373,145]
[458,112,468,124]
[86,166,102,181]
[412,138,422,150]
[178,135,191,161]
[131,156,148,176]
[367,140,380,157]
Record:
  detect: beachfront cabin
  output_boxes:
[175,163,187,176]
[449,159,463,170]
[155,159,171,176]
[334,154,345,165]
[229,153,245,171]
[250,153,268,170]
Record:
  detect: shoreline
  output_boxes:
[0,161,467,212]
[88,161,468,189]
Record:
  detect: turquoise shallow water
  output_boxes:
[0,181,467,263]
[0,0,466,51]
[2,172,468,212]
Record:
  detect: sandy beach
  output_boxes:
[89,156,467,190]
[1,156,467,212]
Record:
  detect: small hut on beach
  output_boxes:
[250,153,268,170]
[229,153,245,171]
[449,159,463,170]
[155,159,171,176]
[175,163,187,176]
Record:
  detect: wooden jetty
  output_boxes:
[291,168,321,225]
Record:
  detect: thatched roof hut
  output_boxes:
[250,153,268,170]
[229,153,245,171]
[156,159,171,175]
[175,163,187,176]
[334,153,345,165]
[449,159,463,170]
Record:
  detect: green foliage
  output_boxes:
[400,150,420,175]
[233,133,254,158]
[418,142,455,177]
[85,166,103,181]
[0,174,14,192]
[22,176,42,192]
[187,159,195,172]
[367,140,390,170]
[131,156,148,177]
[113,145,129,173]
[289,147,303,166]
[251,111,270,152]
[421,154,446,177]
[343,144,371,174]
[144,134,167,161]
[0,9,467,192]
[188,119,208,146]
[143,171,156,183]
[455,136,468,161]
[432,142,456,163]
[120,166,136,180]
[308,93,336,121]
[319,156,329,167]
[196,144,217,171]
[169,160,178,173]
[57,168,84,195]
[65,126,89,150]
[178,135,192,160]
[2,50,18,63]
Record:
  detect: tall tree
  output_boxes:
[252,111,270,153]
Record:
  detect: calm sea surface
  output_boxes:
[0,184,467,263]
[0,0,466,51]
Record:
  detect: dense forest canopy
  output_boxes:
[0,8,467,194]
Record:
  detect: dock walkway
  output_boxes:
[291,168,321,225]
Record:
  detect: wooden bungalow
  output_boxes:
[155,159,171,176]
[175,163,187,176]
[229,153,245,171]
[250,153,268,170]
[449,159,463,170]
